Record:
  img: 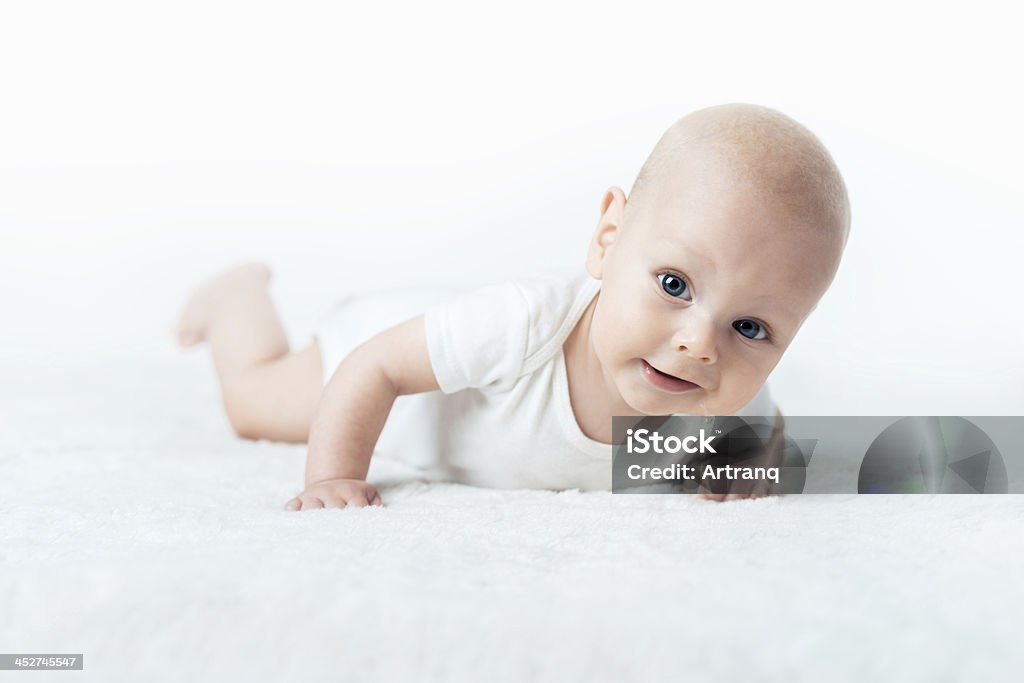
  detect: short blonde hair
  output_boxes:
[629,103,851,249]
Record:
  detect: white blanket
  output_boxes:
[2,352,1021,682]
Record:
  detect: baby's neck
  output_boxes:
[562,294,639,445]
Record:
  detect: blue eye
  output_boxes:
[733,319,767,340]
[658,272,691,301]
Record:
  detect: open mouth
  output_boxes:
[641,360,701,393]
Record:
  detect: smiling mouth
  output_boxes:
[641,360,702,393]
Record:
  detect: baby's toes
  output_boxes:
[175,263,271,348]
[175,298,209,347]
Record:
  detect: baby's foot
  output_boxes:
[175,262,272,347]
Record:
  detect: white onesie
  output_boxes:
[313,268,776,491]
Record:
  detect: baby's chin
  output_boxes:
[626,389,754,417]
[622,389,710,417]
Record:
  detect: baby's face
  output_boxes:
[586,175,841,416]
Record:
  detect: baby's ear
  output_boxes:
[586,187,626,279]
[599,186,627,218]
[586,220,618,279]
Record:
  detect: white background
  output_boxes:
[1,0,1021,414]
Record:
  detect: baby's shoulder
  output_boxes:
[512,269,599,375]
[423,269,596,393]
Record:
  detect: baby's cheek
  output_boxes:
[588,318,615,364]
[713,369,765,413]
[593,308,625,350]
[614,320,649,358]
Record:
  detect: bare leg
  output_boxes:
[176,263,323,443]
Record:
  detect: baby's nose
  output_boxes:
[671,317,718,364]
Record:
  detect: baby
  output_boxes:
[176,103,850,509]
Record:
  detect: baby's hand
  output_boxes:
[699,484,772,502]
[696,456,778,502]
[699,414,787,502]
[283,478,383,511]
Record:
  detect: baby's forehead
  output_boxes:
[640,223,822,269]
[636,173,822,247]
[647,137,817,214]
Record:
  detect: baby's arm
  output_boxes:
[283,315,439,511]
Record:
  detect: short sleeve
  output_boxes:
[423,281,530,394]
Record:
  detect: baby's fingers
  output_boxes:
[344,494,370,509]
[282,489,383,511]
[293,496,325,511]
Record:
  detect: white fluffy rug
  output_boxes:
[2,351,1022,682]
